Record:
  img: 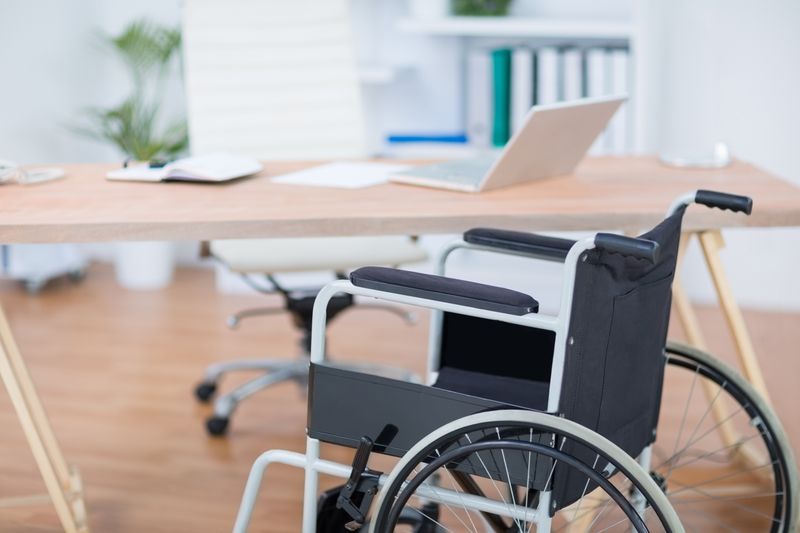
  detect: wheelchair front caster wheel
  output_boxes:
[194,382,217,403]
[206,416,229,436]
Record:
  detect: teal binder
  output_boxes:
[491,48,512,147]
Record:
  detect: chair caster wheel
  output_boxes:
[24,279,46,295]
[206,416,229,436]
[68,268,87,283]
[194,382,217,402]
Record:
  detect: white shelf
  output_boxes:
[397,16,632,40]
[358,64,411,85]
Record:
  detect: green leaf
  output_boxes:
[71,18,188,162]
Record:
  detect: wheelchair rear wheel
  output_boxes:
[653,342,797,532]
[370,410,682,532]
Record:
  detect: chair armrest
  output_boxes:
[463,228,575,261]
[350,266,539,316]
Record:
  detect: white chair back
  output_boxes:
[183,0,367,160]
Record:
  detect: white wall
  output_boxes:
[0,0,183,164]
[639,0,800,310]
[0,0,200,266]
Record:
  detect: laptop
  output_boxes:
[390,95,627,192]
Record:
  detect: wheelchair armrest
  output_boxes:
[350,266,539,316]
[463,228,575,262]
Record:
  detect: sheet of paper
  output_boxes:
[271,161,409,189]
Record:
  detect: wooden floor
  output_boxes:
[0,266,797,532]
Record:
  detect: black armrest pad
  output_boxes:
[463,228,575,261]
[350,266,538,316]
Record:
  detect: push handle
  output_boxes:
[594,233,660,263]
[695,190,753,215]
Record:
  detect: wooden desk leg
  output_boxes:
[674,232,769,478]
[0,305,89,533]
[696,230,772,403]
[673,234,743,449]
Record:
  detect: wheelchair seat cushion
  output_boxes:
[350,266,539,315]
[434,366,549,411]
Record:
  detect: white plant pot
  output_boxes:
[409,0,450,20]
[114,241,175,291]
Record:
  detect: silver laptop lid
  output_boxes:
[478,95,627,191]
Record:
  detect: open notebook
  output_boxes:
[106,154,263,183]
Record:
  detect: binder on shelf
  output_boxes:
[561,47,583,102]
[491,48,512,147]
[609,47,630,154]
[535,46,559,106]
[466,48,492,148]
[586,47,612,154]
[510,47,534,134]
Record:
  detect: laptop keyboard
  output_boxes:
[395,154,499,185]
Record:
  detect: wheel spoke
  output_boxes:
[670,490,783,505]
[569,454,601,524]
[523,428,533,528]
[667,365,701,480]
[409,505,454,533]
[667,468,782,523]
[423,449,479,533]
[592,514,633,533]
[442,467,480,533]
[495,427,525,532]
[678,506,742,532]
[667,460,777,497]
[656,432,761,473]
[463,432,517,528]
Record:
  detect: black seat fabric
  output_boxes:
[439,313,555,383]
[433,366,549,411]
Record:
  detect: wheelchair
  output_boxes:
[233,190,797,532]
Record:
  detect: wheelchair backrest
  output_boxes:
[549,208,685,509]
[435,209,685,510]
[559,208,684,455]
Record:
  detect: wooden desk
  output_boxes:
[1,156,799,533]
[1,157,799,243]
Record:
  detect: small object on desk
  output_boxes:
[271,161,410,189]
[0,159,65,185]
[659,141,732,169]
[106,153,263,183]
[386,133,468,144]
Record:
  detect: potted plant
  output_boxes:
[453,0,514,16]
[77,19,187,163]
[75,19,187,290]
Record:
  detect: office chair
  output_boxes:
[232,191,796,532]
[182,0,427,435]
[194,236,426,435]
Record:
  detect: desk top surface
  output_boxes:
[2,156,799,243]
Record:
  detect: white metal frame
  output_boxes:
[233,192,699,532]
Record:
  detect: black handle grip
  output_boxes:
[695,190,753,215]
[594,233,660,263]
